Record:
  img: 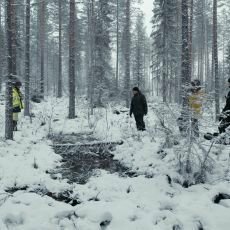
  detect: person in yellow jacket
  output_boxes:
[12,81,24,131]
[188,79,204,137]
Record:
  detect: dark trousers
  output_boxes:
[177,117,199,137]
[219,118,230,133]
[13,121,18,131]
[134,114,145,131]
[191,118,199,137]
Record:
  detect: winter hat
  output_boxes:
[14,81,22,87]
[191,79,201,87]
[191,79,201,91]
[132,87,140,92]
[12,77,22,86]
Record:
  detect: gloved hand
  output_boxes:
[219,115,222,122]
[219,113,226,121]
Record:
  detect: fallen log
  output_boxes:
[52,140,124,148]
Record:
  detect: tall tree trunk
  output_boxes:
[68,0,76,119]
[86,3,91,99]
[5,0,16,140]
[204,6,210,91]
[57,0,62,98]
[115,0,119,90]
[212,50,215,91]
[213,0,220,120]
[52,44,56,96]
[39,0,45,98]
[24,0,30,116]
[162,4,167,103]
[46,41,49,95]
[175,0,181,103]
[136,32,141,87]
[124,0,131,108]
[199,0,205,83]
[188,0,193,80]
[88,0,95,115]
[197,47,200,80]
[35,5,39,91]
[181,0,190,109]
[222,22,226,96]
[0,1,2,93]
[156,56,160,96]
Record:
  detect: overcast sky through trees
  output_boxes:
[141,1,152,35]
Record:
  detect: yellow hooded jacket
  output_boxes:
[188,90,204,116]
[13,87,24,111]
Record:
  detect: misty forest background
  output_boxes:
[0,0,230,139]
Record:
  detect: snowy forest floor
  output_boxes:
[0,96,230,230]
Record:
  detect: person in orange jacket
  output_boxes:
[188,79,204,138]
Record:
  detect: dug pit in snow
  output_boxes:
[50,133,135,184]
[213,193,230,204]
[5,186,80,207]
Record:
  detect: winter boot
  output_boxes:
[13,121,18,131]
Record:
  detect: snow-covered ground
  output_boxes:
[0,97,229,230]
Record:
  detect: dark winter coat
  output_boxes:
[219,90,230,133]
[223,91,230,114]
[130,93,148,116]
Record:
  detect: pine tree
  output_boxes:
[39,0,46,98]
[151,0,178,102]
[133,13,146,90]
[5,0,17,140]
[57,0,62,98]
[213,0,220,120]
[181,0,190,107]
[124,0,131,108]
[94,0,113,106]
[0,3,5,93]
[24,0,31,116]
[87,0,96,114]
[115,0,119,90]
[226,43,230,79]
[68,0,76,119]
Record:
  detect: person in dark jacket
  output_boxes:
[130,87,148,131]
[219,78,230,133]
